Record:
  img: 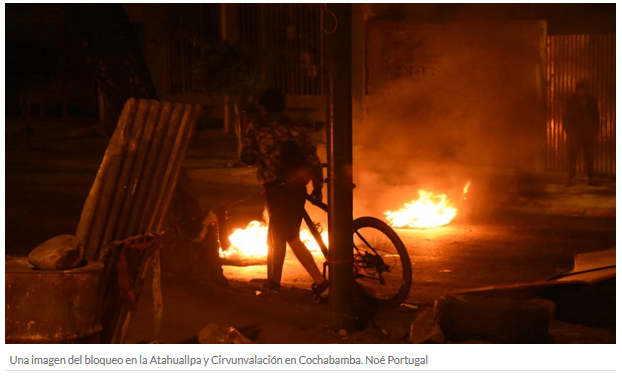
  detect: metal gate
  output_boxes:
[546,34,616,178]
[238,3,325,96]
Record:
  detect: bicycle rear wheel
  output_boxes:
[352,217,412,308]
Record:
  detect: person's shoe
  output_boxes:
[260,280,281,294]
[587,179,602,187]
[312,280,329,303]
[565,179,576,187]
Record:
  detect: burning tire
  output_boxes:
[352,216,412,308]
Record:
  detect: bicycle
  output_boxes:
[303,192,412,308]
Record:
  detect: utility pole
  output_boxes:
[325,3,355,332]
[220,3,238,134]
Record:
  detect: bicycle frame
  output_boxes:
[303,194,390,284]
[303,194,329,277]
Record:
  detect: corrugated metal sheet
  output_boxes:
[546,34,616,177]
[77,98,201,259]
[76,98,201,343]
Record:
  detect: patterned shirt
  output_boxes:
[240,113,323,189]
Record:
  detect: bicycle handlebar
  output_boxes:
[310,164,356,211]
[306,194,328,212]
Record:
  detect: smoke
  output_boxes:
[348,20,546,220]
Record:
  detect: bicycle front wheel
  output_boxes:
[352,216,412,308]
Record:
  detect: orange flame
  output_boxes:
[384,181,471,229]
[462,180,471,200]
[221,221,269,259]
[220,219,327,262]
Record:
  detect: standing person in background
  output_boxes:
[240,89,329,302]
[562,80,600,186]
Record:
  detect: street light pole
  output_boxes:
[325,3,355,332]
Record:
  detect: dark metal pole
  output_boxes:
[325,3,355,332]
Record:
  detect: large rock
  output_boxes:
[434,294,553,343]
[28,234,85,270]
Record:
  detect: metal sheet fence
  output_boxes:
[546,34,616,177]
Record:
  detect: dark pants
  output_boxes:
[265,182,307,286]
[567,132,597,180]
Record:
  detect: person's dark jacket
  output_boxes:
[562,94,600,136]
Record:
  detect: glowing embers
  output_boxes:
[385,181,470,229]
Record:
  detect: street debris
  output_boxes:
[547,248,615,327]
[549,248,615,283]
[197,323,252,344]
[76,98,201,344]
[28,234,84,270]
[428,248,616,343]
[433,295,552,343]
[409,307,444,344]
[400,302,419,310]
[6,256,104,343]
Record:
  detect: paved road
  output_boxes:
[396,214,614,302]
[5,133,616,306]
[220,209,615,303]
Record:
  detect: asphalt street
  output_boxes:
[5,132,615,304]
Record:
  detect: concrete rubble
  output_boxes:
[421,248,616,343]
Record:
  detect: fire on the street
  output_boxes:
[219,220,328,263]
[220,181,471,262]
[384,181,471,229]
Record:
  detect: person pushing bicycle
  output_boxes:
[240,88,329,302]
